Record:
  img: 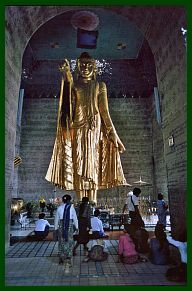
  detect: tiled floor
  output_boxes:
[5,239,185,286]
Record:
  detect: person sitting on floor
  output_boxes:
[83,238,108,262]
[124,221,149,254]
[118,224,140,264]
[149,223,170,265]
[34,213,51,240]
[91,209,106,238]
[134,223,149,253]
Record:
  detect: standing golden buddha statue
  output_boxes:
[45,52,127,202]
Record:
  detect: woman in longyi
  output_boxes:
[45,52,126,202]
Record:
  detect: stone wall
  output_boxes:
[18,98,58,200]
[149,94,168,198]
[151,9,187,238]
[5,5,76,252]
[5,7,24,250]
[18,97,154,201]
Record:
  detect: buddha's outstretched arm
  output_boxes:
[58,59,74,128]
[98,82,126,153]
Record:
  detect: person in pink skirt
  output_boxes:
[118,224,139,264]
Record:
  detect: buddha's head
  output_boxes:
[76,52,97,80]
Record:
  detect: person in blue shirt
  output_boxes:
[149,223,170,265]
[157,193,168,229]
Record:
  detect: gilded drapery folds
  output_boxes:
[45,55,127,199]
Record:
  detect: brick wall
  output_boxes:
[18,97,154,202]
[151,9,187,238]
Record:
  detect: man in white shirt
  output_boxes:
[34,213,51,239]
[54,194,78,272]
[122,191,133,213]
[122,188,142,225]
[54,199,78,231]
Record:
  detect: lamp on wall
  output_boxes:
[168,135,174,147]
[14,156,22,167]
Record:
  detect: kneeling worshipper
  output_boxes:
[83,238,108,262]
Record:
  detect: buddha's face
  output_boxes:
[78,60,95,79]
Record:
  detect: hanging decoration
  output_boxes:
[133,175,149,186]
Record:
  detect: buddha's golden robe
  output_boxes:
[45,77,126,191]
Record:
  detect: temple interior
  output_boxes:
[5,6,187,286]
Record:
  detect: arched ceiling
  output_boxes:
[21,7,157,98]
[25,8,144,61]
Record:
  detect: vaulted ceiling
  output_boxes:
[25,8,144,61]
[21,7,157,98]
